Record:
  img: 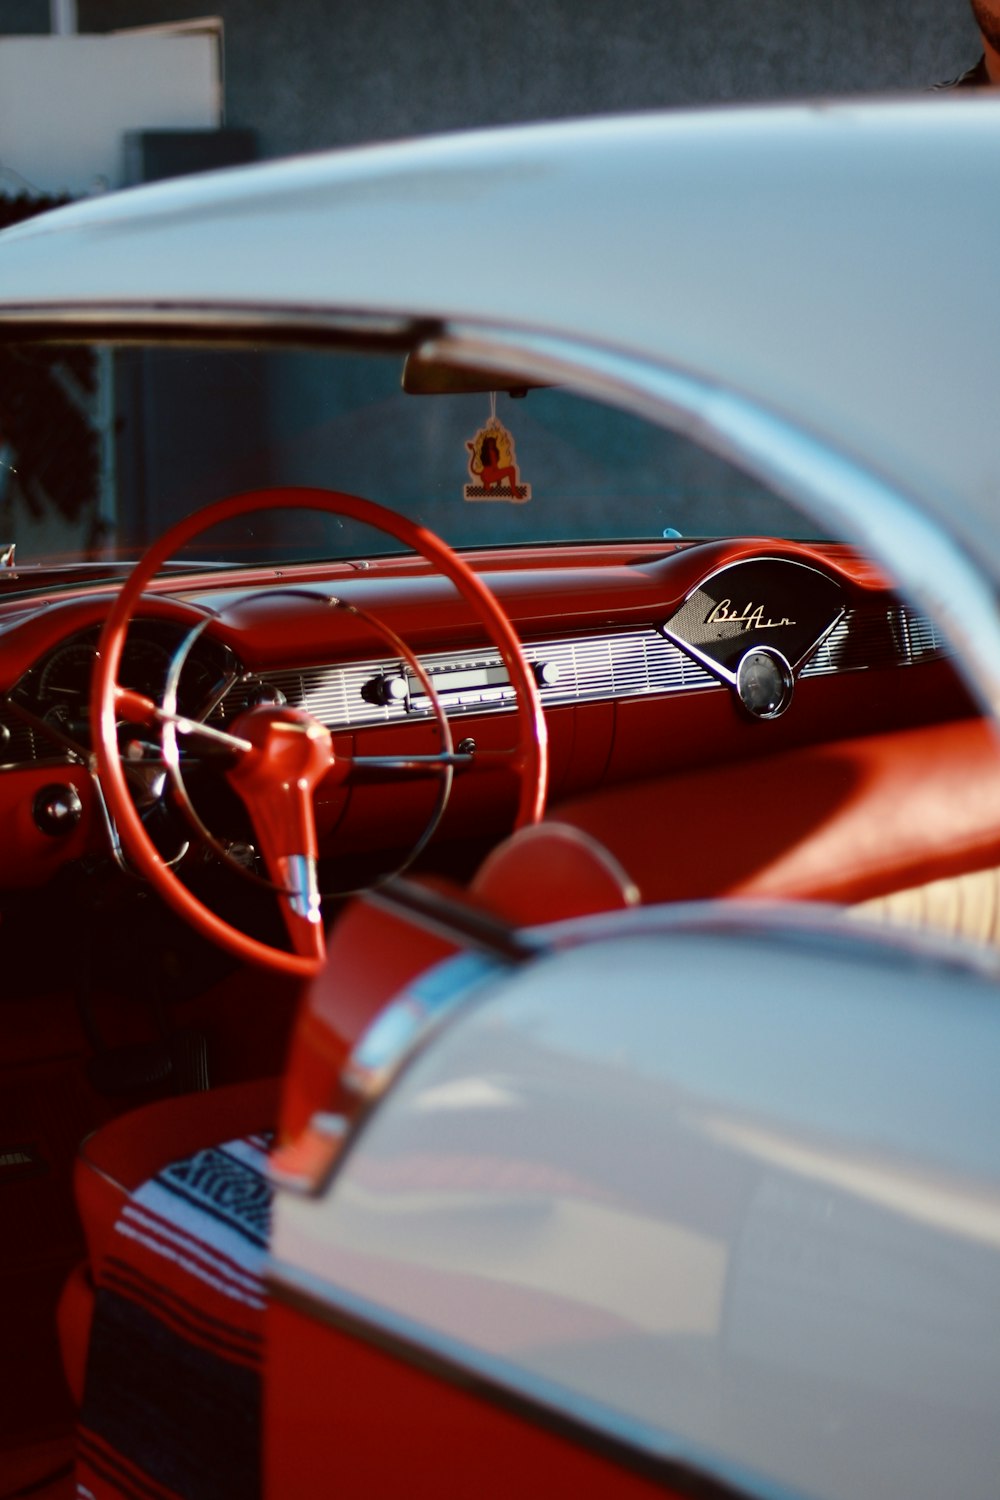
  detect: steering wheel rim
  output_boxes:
[92,486,549,978]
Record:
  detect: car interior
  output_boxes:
[2,331,997,1492]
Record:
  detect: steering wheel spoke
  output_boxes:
[235,791,326,963]
[116,684,252,757]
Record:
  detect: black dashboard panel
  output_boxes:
[662,558,847,677]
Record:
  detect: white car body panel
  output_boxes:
[272,920,1000,1499]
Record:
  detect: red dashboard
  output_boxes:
[0,537,980,900]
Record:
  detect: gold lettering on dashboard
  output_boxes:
[705,600,795,631]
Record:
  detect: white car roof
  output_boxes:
[1,97,998,569]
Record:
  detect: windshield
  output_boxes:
[0,341,824,573]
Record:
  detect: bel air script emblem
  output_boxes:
[705,599,796,631]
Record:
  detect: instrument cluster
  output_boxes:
[8,620,240,763]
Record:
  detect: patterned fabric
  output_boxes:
[75,1133,274,1500]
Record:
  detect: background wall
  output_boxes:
[1,0,984,161]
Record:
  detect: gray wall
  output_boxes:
[3,0,985,159]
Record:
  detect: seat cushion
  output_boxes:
[472,821,639,922]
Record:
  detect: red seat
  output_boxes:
[472,820,639,923]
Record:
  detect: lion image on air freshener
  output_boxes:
[464,417,531,503]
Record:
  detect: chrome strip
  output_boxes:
[212,605,947,736]
[0,757,75,772]
[801,604,948,676]
[285,853,322,924]
[659,625,738,687]
[214,628,719,731]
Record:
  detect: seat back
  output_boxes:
[471,821,640,923]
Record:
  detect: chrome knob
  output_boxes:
[33,783,83,837]
[364,673,410,706]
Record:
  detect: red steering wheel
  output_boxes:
[92,488,549,978]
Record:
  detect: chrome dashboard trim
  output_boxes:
[214,627,718,731]
[211,604,947,736]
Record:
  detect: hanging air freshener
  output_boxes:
[463,395,531,503]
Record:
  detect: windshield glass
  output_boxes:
[0,341,824,572]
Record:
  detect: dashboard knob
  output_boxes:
[363,673,410,707]
[222,840,258,871]
[33,782,83,837]
[247,682,286,707]
[533,660,561,687]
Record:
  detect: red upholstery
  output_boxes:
[471,821,640,922]
[554,717,1000,908]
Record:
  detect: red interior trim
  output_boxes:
[555,717,1000,908]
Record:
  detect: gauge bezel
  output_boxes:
[735,646,794,720]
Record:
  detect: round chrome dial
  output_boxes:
[735,647,794,720]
